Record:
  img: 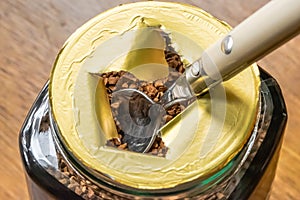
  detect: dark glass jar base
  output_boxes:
[229,68,287,200]
[19,86,83,200]
[19,68,287,200]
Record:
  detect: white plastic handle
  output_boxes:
[192,0,300,89]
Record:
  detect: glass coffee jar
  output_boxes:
[19,2,287,200]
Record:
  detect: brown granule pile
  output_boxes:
[97,50,186,156]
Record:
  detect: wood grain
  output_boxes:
[0,0,299,199]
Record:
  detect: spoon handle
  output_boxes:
[186,0,300,95]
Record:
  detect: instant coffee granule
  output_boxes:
[98,50,187,156]
[46,154,130,200]
[39,114,50,132]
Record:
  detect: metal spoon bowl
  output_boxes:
[111,88,166,153]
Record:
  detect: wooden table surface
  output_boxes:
[1,0,299,199]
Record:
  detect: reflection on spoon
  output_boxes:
[112,89,165,153]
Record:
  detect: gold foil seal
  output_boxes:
[49,2,260,189]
